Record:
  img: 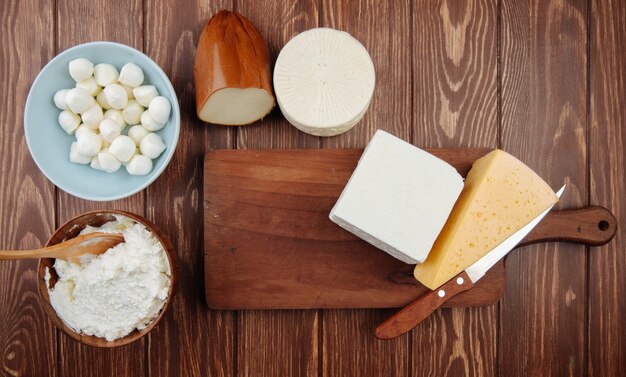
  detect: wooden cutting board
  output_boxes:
[204,149,616,309]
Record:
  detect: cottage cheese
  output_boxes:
[45,216,171,341]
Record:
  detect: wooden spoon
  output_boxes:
[0,232,124,264]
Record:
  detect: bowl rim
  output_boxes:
[24,41,181,202]
[37,210,178,348]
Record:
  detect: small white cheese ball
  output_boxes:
[128,125,150,144]
[122,100,143,125]
[126,154,153,175]
[109,135,136,162]
[90,155,103,170]
[104,84,129,110]
[76,77,102,96]
[139,133,166,159]
[118,63,144,87]
[133,85,158,107]
[96,90,112,110]
[76,132,103,157]
[103,109,126,127]
[75,124,96,139]
[93,63,119,86]
[66,87,95,114]
[70,142,92,164]
[99,118,122,143]
[53,89,70,110]
[148,96,171,124]
[140,110,164,131]
[68,58,94,82]
[120,84,135,99]
[81,104,104,129]
[97,150,122,173]
[58,110,80,134]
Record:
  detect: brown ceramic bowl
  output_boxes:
[37,210,177,348]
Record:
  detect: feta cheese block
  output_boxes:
[329,130,464,264]
[273,28,376,137]
[413,149,559,290]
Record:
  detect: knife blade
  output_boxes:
[375,185,566,340]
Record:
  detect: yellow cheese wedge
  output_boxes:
[414,149,558,290]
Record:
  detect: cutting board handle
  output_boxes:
[519,206,617,247]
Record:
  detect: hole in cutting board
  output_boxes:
[598,220,610,231]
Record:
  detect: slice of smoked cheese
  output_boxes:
[414,149,558,290]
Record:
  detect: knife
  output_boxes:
[375,184,566,340]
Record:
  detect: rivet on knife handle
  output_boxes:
[375,271,474,340]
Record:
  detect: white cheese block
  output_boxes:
[329,130,464,264]
[273,28,376,137]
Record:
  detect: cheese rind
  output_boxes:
[330,130,464,264]
[413,149,558,290]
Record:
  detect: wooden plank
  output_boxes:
[55,0,146,375]
[413,0,498,149]
[499,0,588,376]
[143,0,235,376]
[320,0,411,375]
[0,1,57,376]
[204,148,508,310]
[588,1,626,376]
[411,0,498,376]
[234,1,320,376]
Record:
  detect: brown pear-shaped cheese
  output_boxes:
[194,10,275,126]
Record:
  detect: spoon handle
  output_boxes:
[0,232,122,261]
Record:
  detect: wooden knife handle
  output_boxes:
[375,271,474,339]
[519,206,617,247]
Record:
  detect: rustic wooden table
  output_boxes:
[1,0,624,376]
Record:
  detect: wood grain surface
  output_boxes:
[500,1,588,376]
[0,1,56,377]
[411,1,499,376]
[233,1,321,376]
[204,148,509,309]
[588,1,626,376]
[0,0,625,376]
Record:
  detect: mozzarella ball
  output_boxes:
[76,132,103,157]
[75,124,96,139]
[139,133,166,159]
[118,63,144,87]
[53,89,70,110]
[58,111,80,134]
[99,118,122,142]
[122,100,143,125]
[128,125,150,145]
[90,155,103,171]
[104,84,129,110]
[109,135,136,162]
[133,85,158,107]
[97,150,122,173]
[81,104,104,129]
[70,142,92,164]
[140,110,164,131]
[126,154,153,175]
[96,90,112,110]
[148,96,171,124]
[93,63,119,86]
[76,76,101,96]
[68,58,94,82]
[66,87,95,114]
[103,109,126,127]
[120,84,135,99]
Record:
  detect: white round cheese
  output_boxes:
[273,28,376,137]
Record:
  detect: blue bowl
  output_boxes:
[24,42,180,201]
